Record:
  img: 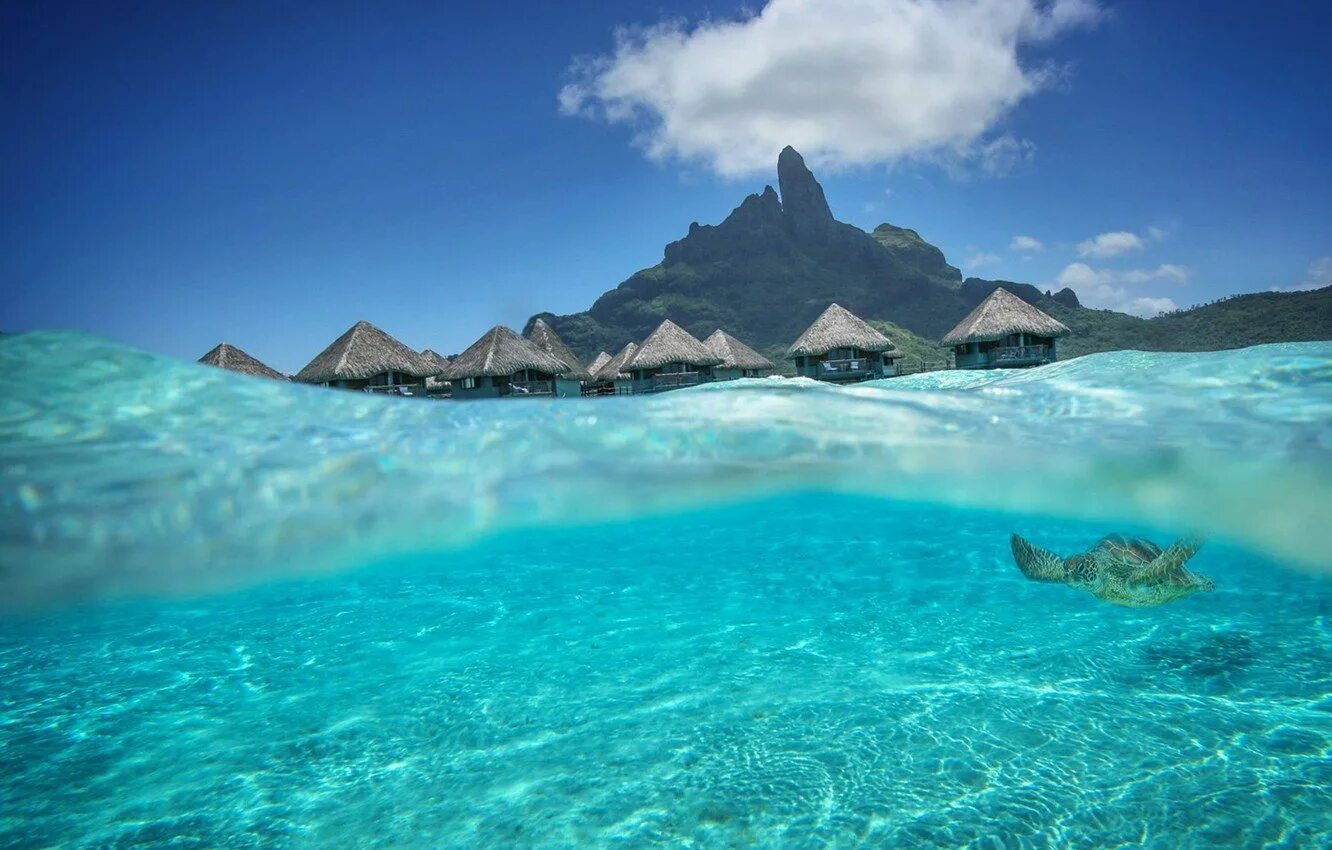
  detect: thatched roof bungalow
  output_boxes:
[524,318,592,381]
[703,330,774,380]
[589,342,638,395]
[197,343,288,380]
[586,351,612,377]
[442,325,579,399]
[786,303,901,382]
[622,319,722,393]
[942,288,1070,369]
[420,348,453,396]
[294,321,432,392]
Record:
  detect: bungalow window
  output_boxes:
[461,377,477,389]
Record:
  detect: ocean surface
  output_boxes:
[1,333,1330,848]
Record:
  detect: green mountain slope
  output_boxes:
[1049,287,1332,359]
[529,147,974,362]
[530,147,1331,364]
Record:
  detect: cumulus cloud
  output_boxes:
[559,0,1104,177]
[1271,256,1332,292]
[1076,231,1144,259]
[1056,262,1188,317]
[965,251,1002,269]
[1010,235,1044,252]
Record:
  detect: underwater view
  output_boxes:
[2,333,1330,848]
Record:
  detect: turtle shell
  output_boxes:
[1092,534,1162,565]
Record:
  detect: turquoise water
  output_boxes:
[2,333,1331,847]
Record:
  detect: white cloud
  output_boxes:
[1128,296,1181,315]
[1119,263,1189,285]
[1146,225,1168,242]
[559,0,1104,177]
[1010,235,1044,252]
[1076,231,1144,259]
[1056,262,1188,317]
[965,251,1002,269]
[1271,256,1332,292]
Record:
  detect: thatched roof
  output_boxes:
[197,343,288,380]
[625,319,721,371]
[442,325,570,380]
[586,351,612,377]
[294,321,431,383]
[703,330,774,370]
[594,342,638,381]
[941,288,1071,346]
[786,303,894,357]
[524,318,592,381]
[418,349,455,386]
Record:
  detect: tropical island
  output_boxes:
[200,146,1331,394]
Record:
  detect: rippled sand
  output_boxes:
[4,496,1329,848]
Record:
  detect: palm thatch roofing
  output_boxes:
[786,303,894,358]
[197,343,288,380]
[594,342,638,381]
[941,288,1071,346]
[418,349,452,376]
[703,330,774,371]
[625,319,722,371]
[294,321,432,384]
[441,325,570,380]
[524,318,592,381]
[586,351,612,377]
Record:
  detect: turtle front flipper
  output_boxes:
[1010,534,1067,583]
[1137,535,1205,583]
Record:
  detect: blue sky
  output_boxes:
[3,0,1329,372]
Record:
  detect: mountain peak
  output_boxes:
[777,146,832,240]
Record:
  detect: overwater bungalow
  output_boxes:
[703,330,774,380]
[524,318,593,383]
[419,349,453,397]
[586,351,612,377]
[590,342,638,395]
[443,325,578,399]
[941,288,1070,369]
[197,343,287,380]
[621,320,721,393]
[294,320,432,393]
[786,303,900,382]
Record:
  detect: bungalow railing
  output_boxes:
[988,345,1050,364]
[652,372,704,389]
[894,360,952,376]
[364,383,424,396]
[506,380,554,396]
[819,358,873,375]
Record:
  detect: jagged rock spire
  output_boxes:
[777,146,832,241]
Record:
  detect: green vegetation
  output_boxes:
[1047,288,1332,359]
[528,149,1331,366]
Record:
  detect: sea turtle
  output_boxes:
[1010,533,1213,607]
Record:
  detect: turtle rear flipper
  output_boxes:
[1010,534,1066,583]
[1136,535,1205,583]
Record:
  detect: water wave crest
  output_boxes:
[1,332,1329,606]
